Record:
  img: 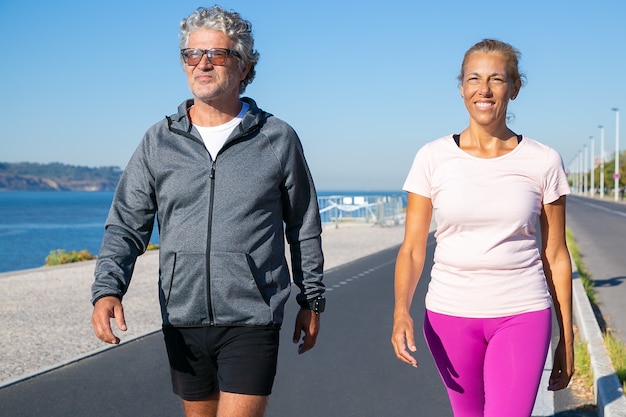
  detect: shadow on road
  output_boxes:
[593,275,626,288]
[553,403,597,416]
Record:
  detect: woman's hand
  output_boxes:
[548,337,574,391]
[391,312,419,368]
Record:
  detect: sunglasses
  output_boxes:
[180,48,241,66]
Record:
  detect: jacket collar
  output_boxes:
[169,97,270,138]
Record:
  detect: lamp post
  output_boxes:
[570,155,575,193]
[579,148,584,194]
[612,108,620,201]
[599,125,605,198]
[582,145,589,195]
[590,136,595,197]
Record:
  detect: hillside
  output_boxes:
[0,162,122,191]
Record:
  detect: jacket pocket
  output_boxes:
[209,251,275,325]
[161,252,209,326]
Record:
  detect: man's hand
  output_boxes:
[292,308,320,354]
[91,296,127,344]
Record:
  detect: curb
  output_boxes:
[0,330,162,390]
[571,260,626,417]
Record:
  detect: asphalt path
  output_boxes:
[566,196,626,345]
[0,242,452,417]
[266,243,451,417]
[0,231,587,416]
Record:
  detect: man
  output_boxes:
[91,6,325,417]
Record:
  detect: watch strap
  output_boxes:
[299,296,325,314]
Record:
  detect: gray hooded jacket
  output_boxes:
[91,98,324,328]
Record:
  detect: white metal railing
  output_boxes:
[317,195,405,227]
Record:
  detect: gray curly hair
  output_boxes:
[180,6,260,93]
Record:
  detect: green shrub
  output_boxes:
[45,249,96,266]
[44,242,159,266]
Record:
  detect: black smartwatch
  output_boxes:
[300,296,325,314]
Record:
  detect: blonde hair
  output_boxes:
[458,39,525,88]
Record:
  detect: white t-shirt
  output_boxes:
[403,135,571,318]
[194,102,249,160]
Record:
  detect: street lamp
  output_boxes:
[590,136,595,197]
[582,145,589,195]
[579,148,584,194]
[612,108,620,201]
[599,125,605,198]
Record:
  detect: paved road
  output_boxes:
[0,229,589,416]
[266,245,451,417]
[0,243,453,417]
[566,196,626,345]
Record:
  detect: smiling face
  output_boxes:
[460,52,521,130]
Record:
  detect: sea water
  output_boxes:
[0,192,123,273]
[0,190,404,273]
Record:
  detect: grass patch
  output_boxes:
[604,331,626,392]
[570,325,595,404]
[566,228,626,393]
[44,242,159,266]
[574,329,593,389]
[566,229,597,305]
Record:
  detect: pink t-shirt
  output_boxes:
[403,135,571,318]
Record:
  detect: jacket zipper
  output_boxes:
[206,159,217,325]
[203,131,260,325]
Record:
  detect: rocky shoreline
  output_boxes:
[0,162,121,191]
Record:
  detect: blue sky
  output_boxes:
[1,0,624,191]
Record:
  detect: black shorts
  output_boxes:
[162,326,280,400]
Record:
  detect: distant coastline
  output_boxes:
[1,162,404,195]
[0,162,122,191]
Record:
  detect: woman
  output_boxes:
[391,39,574,417]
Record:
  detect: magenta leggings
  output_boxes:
[423,308,551,417]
